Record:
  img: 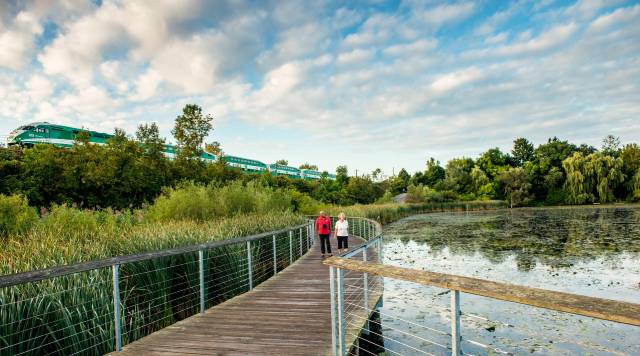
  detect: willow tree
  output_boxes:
[563,152,624,204]
[563,152,588,204]
[632,170,640,201]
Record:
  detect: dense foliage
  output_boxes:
[396,137,640,207]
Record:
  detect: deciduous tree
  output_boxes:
[512,138,534,166]
[498,167,532,208]
[172,104,213,160]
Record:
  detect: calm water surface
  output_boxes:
[378,206,640,355]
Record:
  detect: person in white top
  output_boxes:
[334,213,349,253]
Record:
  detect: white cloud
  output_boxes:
[130,69,162,101]
[485,32,508,44]
[37,2,127,86]
[383,39,437,56]
[337,48,375,66]
[417,2,475,29]
[26,75,54,101]
[430,67,483,94]
[588,4,640,33]
[0,11,43,70]
[564,0,627,20]
[58,86,118,115]
[466,23,577,59]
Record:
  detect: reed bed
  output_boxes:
[0,214,307,356]
[0,182,306,355]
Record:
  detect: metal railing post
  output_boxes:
[289,230,293,264]
[198,250,205,314]
[330,266,338,356]
[272,234,277,275]
[112,264,122,352]
[363,247,369,335]
[451,290,461,355]
[247,241,253,290]
[337,268,346,356]
[299,228,303,256]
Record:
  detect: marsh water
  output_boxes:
[378,206,640,355]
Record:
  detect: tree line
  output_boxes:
[1,103,638,209]
[378,135,639,207]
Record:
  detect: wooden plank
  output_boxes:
[324,257,640,327]
[112,234,380,356]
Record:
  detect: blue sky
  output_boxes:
[1,0,639,177]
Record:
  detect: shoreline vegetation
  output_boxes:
[0,105,637,274]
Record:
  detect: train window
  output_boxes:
[23,126,34,130]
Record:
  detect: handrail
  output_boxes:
[0,222,308,288]
[323,257,640,327]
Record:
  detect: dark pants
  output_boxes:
[320,234,331,254]
[337,236,348,249]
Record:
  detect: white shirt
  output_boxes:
[335,220,349,237]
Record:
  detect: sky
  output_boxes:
[0,0,639,176]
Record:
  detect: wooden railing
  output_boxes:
[324,253,640,355]
[324,257,640,326]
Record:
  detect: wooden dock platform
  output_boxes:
[113,236,379,356]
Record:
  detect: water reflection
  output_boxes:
[377,206,640,355]
[387,207,640,271]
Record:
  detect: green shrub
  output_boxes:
[0,194,38,237]
[146,181,292,222]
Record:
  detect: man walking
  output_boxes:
[315,211,332,257]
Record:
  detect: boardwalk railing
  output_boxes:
[325,236,640,355]
[324,217,384,356]
[0,221,314,356]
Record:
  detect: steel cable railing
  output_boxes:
[325,222,640,356]
[0,221,314,355]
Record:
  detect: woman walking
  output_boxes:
[334,213,349,254]
[315,211,332,257]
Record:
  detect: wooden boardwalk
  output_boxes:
[114,236,379,356]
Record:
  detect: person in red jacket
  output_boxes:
[315,211,332,257]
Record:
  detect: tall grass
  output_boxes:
[0,194,38,238]
[0,183,305,355]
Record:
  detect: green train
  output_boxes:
[7,122,335,180]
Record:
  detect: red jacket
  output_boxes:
[315,216,331,235]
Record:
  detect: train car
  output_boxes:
[222,155,268,173]
[269,164,301,179]
[301,169,322,180]
[7,122,112,148]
